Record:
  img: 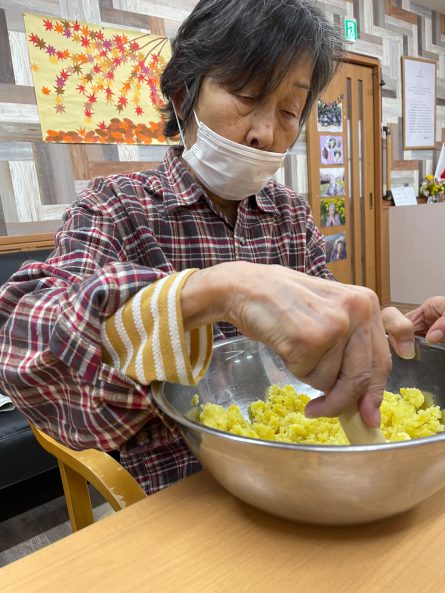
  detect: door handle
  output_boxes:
[369,192,373,209]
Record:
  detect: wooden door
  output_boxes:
[307,60,378,291]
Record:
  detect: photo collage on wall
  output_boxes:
[316,94,347,263]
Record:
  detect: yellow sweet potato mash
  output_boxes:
[197,384,444,445]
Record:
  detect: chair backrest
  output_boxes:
[30,424,146,532]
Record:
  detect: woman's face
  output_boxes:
[182,54,313,154]
[329,203,336,215]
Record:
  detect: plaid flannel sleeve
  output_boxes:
[0,176,192,451]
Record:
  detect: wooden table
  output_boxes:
[1,470,445,593]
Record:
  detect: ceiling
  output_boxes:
[413,0,445,13]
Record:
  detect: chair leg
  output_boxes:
[58,459,94,532]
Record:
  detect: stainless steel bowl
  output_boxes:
[152,336,445,525]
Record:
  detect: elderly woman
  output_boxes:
[0,0,408,494]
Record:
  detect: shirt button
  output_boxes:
[239,236,246,246]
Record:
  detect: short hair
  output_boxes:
[160,0,344,139]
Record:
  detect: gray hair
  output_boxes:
[160,0,344,138]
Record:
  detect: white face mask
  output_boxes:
[176,111,287,201]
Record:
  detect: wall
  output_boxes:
[288,0,445,198]
[0,0,444,239]
[0,0,198,238]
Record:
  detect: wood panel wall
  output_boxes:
[0,0,443,251]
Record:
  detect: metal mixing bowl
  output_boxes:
[152,336,445,525]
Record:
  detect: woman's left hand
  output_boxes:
[381,306,415,359]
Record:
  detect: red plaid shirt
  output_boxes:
[0,147,332,494]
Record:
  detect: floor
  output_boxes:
[0,470,111,567]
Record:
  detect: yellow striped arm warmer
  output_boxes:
[101,269,213,385]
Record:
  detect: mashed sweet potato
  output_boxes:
[197,385,444,445]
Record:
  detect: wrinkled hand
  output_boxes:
[381,306,415,359]
[382,297,445,357]
[405,297,445,343]
[182,262,392,428]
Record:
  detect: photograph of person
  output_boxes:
[317,97,343,132]
[320,135,343,165]
[320,198,345,227]
[325,232,347,263]
[320,167,345,196]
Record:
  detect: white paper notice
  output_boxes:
[392,186,417,207]
[404,58,436,149]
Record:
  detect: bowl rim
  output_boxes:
[152,336,445,453]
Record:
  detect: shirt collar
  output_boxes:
[158,146,206,213]
[157,146,279,216]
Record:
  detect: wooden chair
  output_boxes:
[30,424,146,532]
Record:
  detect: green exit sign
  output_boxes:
[344,17,358,42]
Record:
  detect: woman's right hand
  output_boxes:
[181,261,392,429]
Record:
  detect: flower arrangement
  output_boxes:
[419,175,445,202]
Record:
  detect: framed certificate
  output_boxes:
[402,56,437,150]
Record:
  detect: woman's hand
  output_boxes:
[406,297,445,344]
[381,306,415,360]
[181,262,392,428]
[382,297,445,358]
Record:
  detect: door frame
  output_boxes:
[343,52,385,302]
[306,51,385,301]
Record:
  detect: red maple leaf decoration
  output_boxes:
[32,20,169,139]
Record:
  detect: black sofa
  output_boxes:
[0,249,57,493]
[0,409,57,490]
